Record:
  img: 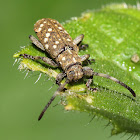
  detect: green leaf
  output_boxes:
[13,3,140,136]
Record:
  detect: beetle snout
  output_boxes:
[67,65,83,82]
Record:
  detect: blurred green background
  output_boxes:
[0,0,139,139]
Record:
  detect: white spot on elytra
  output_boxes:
[40,24,44,27]
[46,33,50,37]
[67,38,71,41]
[48,28,52,31]
[73,57,76,62]
[38,28,42,32]
[53,45,57,49]
[44,38,48,43]
[44,21,47,23]
[45,44,49,49]
[58,27,62,30]
[55,41,59,44]
[62,57,65,61]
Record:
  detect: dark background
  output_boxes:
[0,0,138,139]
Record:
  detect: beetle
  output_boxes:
[19,18,136,121]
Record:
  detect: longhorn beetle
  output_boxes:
[19,18,136,121]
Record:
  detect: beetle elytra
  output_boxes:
[19,18,136,120]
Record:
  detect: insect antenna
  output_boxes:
[38,79,70,121]
[93,72,136,97]
[38,91,58,121]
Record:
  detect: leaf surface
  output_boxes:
[13,3,140,136]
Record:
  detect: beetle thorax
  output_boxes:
[66,65,83,81]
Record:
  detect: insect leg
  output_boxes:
[29,35,45,51]
[82,67,98,91]
[83,67,136,97]
[80,54,90,62]
[86,76,98,92]
[38,79,70,121]
[73,34,84,45]
[80,44,88,49]
[20,54,58,67]
[80,54,95,64]
[56,72,66,86]
[73,34,88,49]
[80,54,94,64]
